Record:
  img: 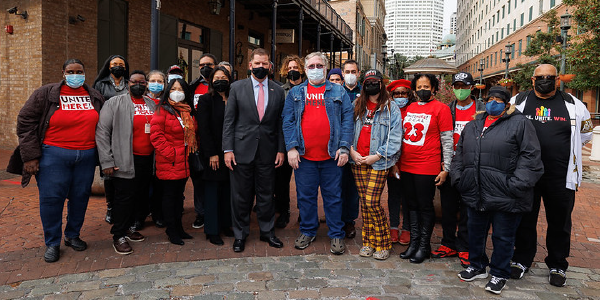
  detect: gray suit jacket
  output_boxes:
[222,77,286,165]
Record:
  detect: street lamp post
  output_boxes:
[560,10,572,92]
[502,43,512,79]
[382,44,388,75]
[390,49,395,79]
[478,58,485,101]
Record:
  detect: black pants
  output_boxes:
[191,173,205,217]
[161,178,188,236]
[386,176,409,231]
[439,176,469,252]
[230,162,275,239]
[400,172,436,213]
[110,155,153,240]
[204,180,232,235]
[512,176,575,270]
[150,175,163,222]
[273,160,293,215]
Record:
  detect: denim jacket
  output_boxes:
[351,101,403,170]
[282,80,354,158]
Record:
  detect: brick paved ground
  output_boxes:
[0,143,599,299]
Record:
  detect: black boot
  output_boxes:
[166,227,184,245]
[400,211,420,259]
[410,210,435,264]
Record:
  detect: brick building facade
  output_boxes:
[0,0,353,148]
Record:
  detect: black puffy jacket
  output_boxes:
[450,105,544,213]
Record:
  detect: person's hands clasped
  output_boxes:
[23,159,40,175]
[349,147,365,165]
[209,155,219,171]
[288,148,300,170]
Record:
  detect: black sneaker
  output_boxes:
[192,215,204,229]
[549,268,567,287]
[485,276,507,294]
[458,267,488,281]
[510,262,529,279]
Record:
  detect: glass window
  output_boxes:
[529,6,533,21]
[178,22,204,44]
[518,40,522,56]
[521,13,524,26]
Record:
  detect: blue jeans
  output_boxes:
[36,145,97,246]
[341,164,359,225]
[295,158,345,239]
[467,207,522,279]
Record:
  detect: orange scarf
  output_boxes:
[168,100,197,155]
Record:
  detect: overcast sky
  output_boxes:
[443,0,457,35]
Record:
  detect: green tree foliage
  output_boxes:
[562,0,600,90]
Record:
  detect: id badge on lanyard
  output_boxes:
[177,116,187,146]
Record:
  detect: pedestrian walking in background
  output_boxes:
[93,54,130,225]
[150,78,196,246]
[282,52,353,255]
[510,64,593,287]
[197,66,234,246]
[349,69,403,260]
[399,73,453,264]
[9,59,104,263]
[453,86,543,294]
[385,79,415,245]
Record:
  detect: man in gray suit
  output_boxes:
[223,48,286,252]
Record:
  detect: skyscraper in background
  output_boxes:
[384,0,444,58]
[450,12,457,34]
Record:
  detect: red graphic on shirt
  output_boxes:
[194,83,209,109]
[132,99,154,156]
[357,101,377,156]
[402,113,431,146]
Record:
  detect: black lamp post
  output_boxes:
[502,43,511,79]
[560,10,572,91]
[389,49,395,79]
[382,44,388,75]
[478,58,485,101]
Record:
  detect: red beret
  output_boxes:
[386,79,411,92]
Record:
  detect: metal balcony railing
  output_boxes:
[301,0,354,41]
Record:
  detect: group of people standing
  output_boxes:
[9,44,592,295]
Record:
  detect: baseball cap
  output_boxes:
[363,69,383,82]
[167,65,184,75]
[452,72,475,85]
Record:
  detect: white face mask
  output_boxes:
[168,74,183,82]
[306,68,325,82]
[170,91,185,102]
[344,73,357,86]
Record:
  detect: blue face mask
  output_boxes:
[65,74,85,88]
[168,74,183,82]
[485,101,506,116]
[148,82,164,94]
[393,97,409,108]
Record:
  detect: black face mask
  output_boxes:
[364,82,381,95]
[252,67,269,80]
[200,66,213,79]
[110,66,125,78]
[287,70,302,81]
[534,79,556,94]
[213,80,230,93]
[416,89,433,102]
[129,84,146,97]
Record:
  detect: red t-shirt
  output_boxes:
[301,83,330,161]
[132,98,157,156]
[357,101,378,157]
[400,100,453,175]
[453,104,476,150]
[44,85,98,150]
[483,116,499,132]
[193,83,209,109]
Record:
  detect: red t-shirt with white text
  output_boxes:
[44,85,98,150]
[356,101,378,157]
[453,104,476,150]
[301,83,330,161]
[400,100,453,175]
[132,98,158,156]
[194,83,209,109]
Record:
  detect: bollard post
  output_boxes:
[590,126,600,161]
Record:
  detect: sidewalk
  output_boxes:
[1,144,600,299]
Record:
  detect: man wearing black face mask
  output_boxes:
[509,64,593,287]
[223,48,286,252]
[96,70,157,255]
[189,53,217,230]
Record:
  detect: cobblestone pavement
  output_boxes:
[0,143,599,299]
[2,254,600,299]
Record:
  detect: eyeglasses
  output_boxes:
[306,64,325,70]
[392,91,409,97]
[199,63,215,67]
[130,80,147,85]
[533,75,557,81]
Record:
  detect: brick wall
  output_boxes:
[0,0,43,149]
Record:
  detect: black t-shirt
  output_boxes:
[522,92,571,179]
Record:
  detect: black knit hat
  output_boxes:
[488,86,511,103]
